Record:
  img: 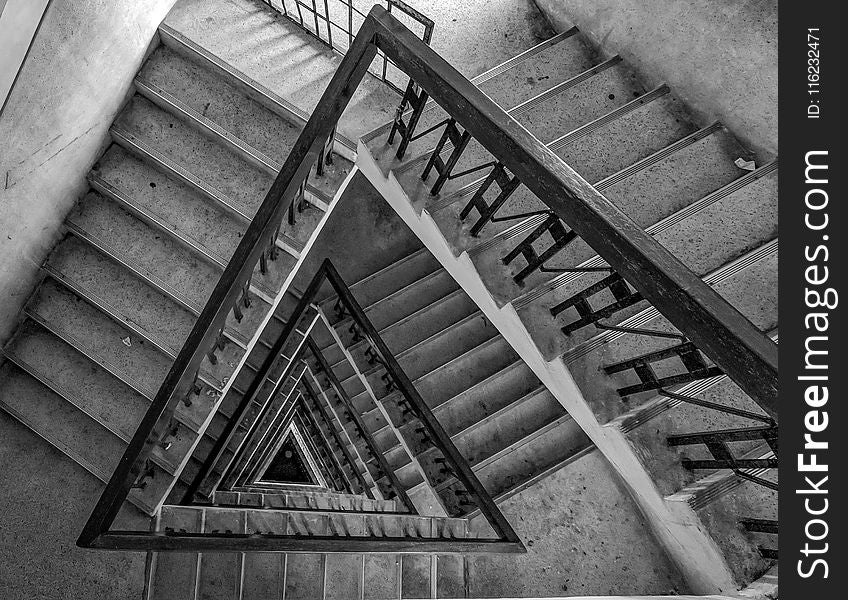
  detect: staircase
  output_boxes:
[0,14,351,515]
[0,0,779,598]
[310,246,590,514]
[358,22,777,594]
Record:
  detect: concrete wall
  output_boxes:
[0,0,52,111]
[0,0,177,344]
[533,0,777,160]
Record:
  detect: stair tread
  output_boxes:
[514,169,778,360]
[565,245,777,423]
[140,44,303,168]
[46,235,243,381]
[114,95,325,249]
[0,362,171,514]
[24,279,225,448]
[68,191,270,344]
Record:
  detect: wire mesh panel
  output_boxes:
[267,0,434,93]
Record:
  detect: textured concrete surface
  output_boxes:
[0,410,148,600]
[0,0,178,346]
[533,0,777,160]
[468,451,687,597]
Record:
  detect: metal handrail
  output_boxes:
[79,4,776,552]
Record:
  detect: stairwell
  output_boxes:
[357,15,777,596]
[0,1,777,599]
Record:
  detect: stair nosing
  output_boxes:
[0,391,155,515]
[157,22,357,161]
[332,267,454,329]
[328,287,470,357]
[428,93,708,218]
[1,345,183,476]
[560,238,779,363]
[360,26,580,144]
[409,384,554,464]
[41,261,226,391]
[62,223,251,350]
[397,54,625,176]
[109,126,304,261]
[512,161,779,309]
[363,336,514,430]
[133,77,333,212]
[420,412,575,496]
[88,173,280,303]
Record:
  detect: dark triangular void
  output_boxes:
[263,436,316,484]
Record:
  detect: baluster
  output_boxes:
[232,298,244,323]
[206,328,226,366]
[604,341,723,397]
[459,162,523,236]
[131,460,155,490]
[549,271,642,335]
[381,372,396,393]
[316,125,336,176]
[183,371,202,407]
[269,226,280,262]
[421,118,471,196]
[387,80,430,159]
[501,213,577,285]
[158,419,180,451]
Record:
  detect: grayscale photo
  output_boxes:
[0,1,792,599]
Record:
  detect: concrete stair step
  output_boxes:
[423,412,590,515]
[513,167,777,359]
[510,130,757,310]
[326,248,442,311]
[392,28,598,164]
[431,122,744,266]
[333,268,460,338]
[212,489,398,512]
[352,310,498,388]
[448,388,564,465]
[395,387,565,493]
[44,235,242,384]
[431,361,543,435]
[553,93,696,184]
[67,191,269,344]
[394,56,639,194]
[3,320,198,470]
[25,277,221,423]
[134,55,347,212]
[116,93,272,217]
[476,28,596,110]
[336,288,479,364]
[565,242,777,424]
[113,95,325,250]
[139,44,302,171]
[147,502,466,599]
[0,362,174,515]
[406,336,520,411]
[93,143,301,287]
[465,142,769,309]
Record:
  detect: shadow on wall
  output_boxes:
[532,0,777,161]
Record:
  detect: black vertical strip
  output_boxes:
[780,3,845,595]
[0,0,55,121]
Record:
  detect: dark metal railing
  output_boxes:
[79,4,776,554]
[266,0,434,93]
[306,335,414,510]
